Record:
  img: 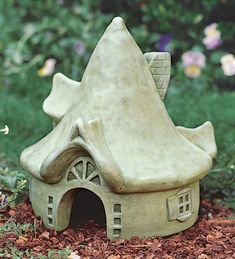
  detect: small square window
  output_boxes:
[167,188,192,222]
[113,229,121,236]
[179,206,184,214]
[48,208,52,215]
[48,196,53,204]
[185,194,189,202]
[48,218,53,225]
[113,204,121,213]
[178,196,183,204]
[114,217,121,225]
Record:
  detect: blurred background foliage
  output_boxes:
[0,0,234,208]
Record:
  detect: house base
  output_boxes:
[29,174,200,240]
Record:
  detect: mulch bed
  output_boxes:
[0,199,234,258]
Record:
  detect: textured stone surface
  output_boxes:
[21,17,216,193]
[29,175,200,239]
[144,52,171,100]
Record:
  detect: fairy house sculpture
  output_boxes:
[21,17,217,240]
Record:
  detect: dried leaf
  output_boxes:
[0,199,233,258]
[40,231,50,239]
[107,255,120,259]
[198,254,209,259]
[8,209,16,217]
[16,237,26,246]
[214,231,223,238]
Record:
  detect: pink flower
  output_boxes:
[220,54,235,76]
[203,36,222,49]
[182,51,205,68]
[182,51,206,78]
[38,59,56,77]
[202,23,222,49]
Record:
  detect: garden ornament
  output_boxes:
[21,17,217,240]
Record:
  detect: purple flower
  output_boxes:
[202,23,222,49]
[156,34,173,52]
[74,41,85,55]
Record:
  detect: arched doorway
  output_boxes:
[69,188,106,228]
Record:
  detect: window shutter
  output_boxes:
[167,196,178,221]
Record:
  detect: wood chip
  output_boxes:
[0,199,233,258]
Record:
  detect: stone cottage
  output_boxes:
[21,17,217,240]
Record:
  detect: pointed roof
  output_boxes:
[21,17,215,193]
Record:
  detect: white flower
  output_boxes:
[220,54,235,76]
[67,252,80,259]
[0,125,9,135]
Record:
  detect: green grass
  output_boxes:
[166,82,235,150]
[166,81,235,209]
[0,70,235,208]
[0,71,52,166]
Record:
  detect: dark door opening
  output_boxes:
[69,189,106,228]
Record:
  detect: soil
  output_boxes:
[0,199,234,259]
